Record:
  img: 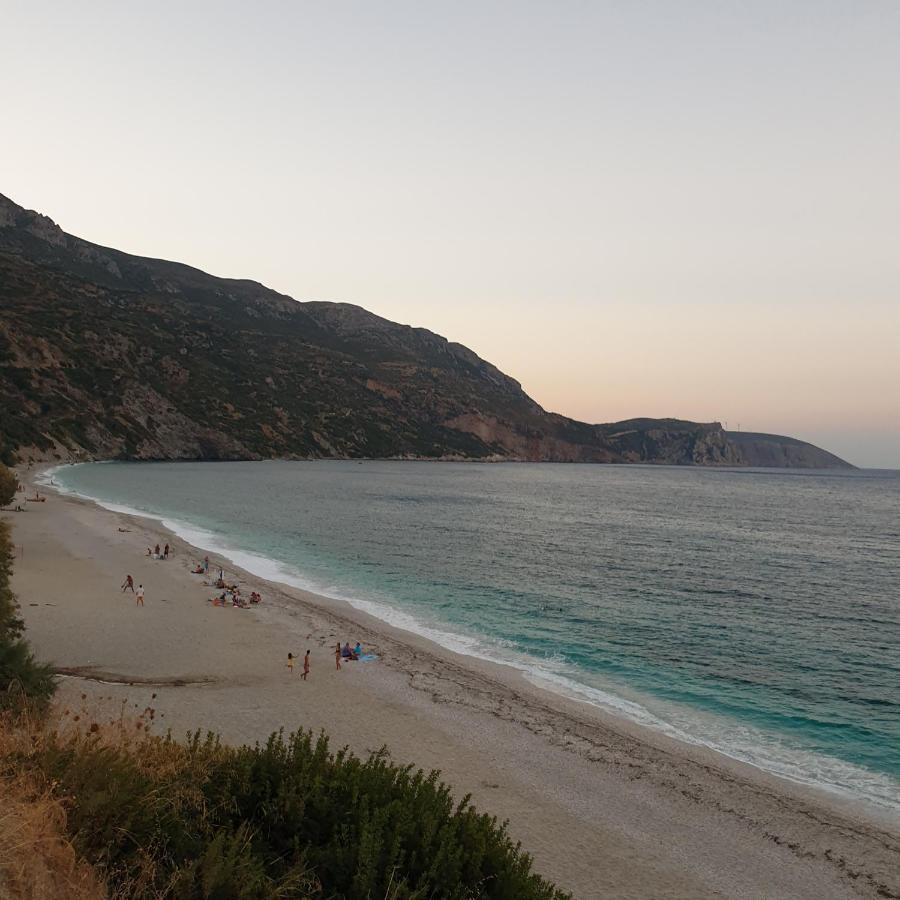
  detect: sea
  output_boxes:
[45,460,900,815]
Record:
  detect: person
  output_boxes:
[302,649,310,681]
[341,642,358,661]
[286,652,295,673]
[353,641,363,658]
[335,642,342,670]
[163,543,169,560]
[136,584,144,606]
[192,563,204,574]
[154,543,161,558]
[121,574,135,593]
[203,555,209,574]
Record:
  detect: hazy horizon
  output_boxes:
[4,1,899,466]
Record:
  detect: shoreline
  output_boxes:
[36,462,900,817]
[8,467,900,898]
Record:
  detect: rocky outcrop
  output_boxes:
[725,431,851,469]
[0,192,852,469]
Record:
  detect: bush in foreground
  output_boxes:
[4,712,570,900]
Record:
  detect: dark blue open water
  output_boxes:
[50,461,900,813]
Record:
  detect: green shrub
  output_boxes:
[30,726,569,899]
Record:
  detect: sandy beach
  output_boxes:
[6,477,899,900]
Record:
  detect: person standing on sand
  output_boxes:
[335,642,342,670]
[203,555,209,574]
[286,652,295,673]
[136,584,144,606]
[163,543,169,560]
[121,574,134,593]
[302,649,310,681]
[154,543,160,558]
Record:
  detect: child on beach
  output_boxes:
[121,574,134,592]
[163,543,169,559]
[302,649,310,681]
[287,652,295,673]
[136,584,144,606]
[335,642,342,670]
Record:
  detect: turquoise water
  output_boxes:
[49,461,900,813]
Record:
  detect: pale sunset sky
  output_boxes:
[4,2,899,466]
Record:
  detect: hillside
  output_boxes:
[0,193,851,468]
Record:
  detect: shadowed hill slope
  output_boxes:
[0,193,851,469]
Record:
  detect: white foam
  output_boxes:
[522,668,900,814]
[48,467,900,818]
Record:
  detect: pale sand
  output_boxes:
[6,481,899,900]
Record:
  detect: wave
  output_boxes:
[46,466,900,818]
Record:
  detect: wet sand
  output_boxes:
[6,479,899,899]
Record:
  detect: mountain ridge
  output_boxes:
[0,192,852,469]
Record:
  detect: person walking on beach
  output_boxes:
[163,543,170,560]
[286,652,295,673]
[203,555,209,574]
[121,574,135,593]
[136,584,145,606]
[335,642,342,670]
[154,543,160,558]
[302,649,310,681]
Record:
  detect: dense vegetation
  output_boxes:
[1,191,848,468]
[7,723,568,899]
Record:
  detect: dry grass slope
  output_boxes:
[0,712,104,899]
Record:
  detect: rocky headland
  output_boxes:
[0,193,851,469]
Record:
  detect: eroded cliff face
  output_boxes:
[0,192,852,468]
[443,413,617,462]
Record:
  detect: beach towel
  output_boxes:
[357,653,378,662]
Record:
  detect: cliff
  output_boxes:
[0,193,852,469]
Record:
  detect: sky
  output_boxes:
[3,1,899,466]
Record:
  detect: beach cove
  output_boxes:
[9,471,900,900]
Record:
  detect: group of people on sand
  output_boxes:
[286,641,367,680]
[338,641,364,664]
[147,543,170,560]
[287,650,311,679]
[210,587,262,609]
[5,481,33,512]
[120,574,145,606]
[189,554,264,608]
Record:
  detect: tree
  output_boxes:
[0,463,17,508]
